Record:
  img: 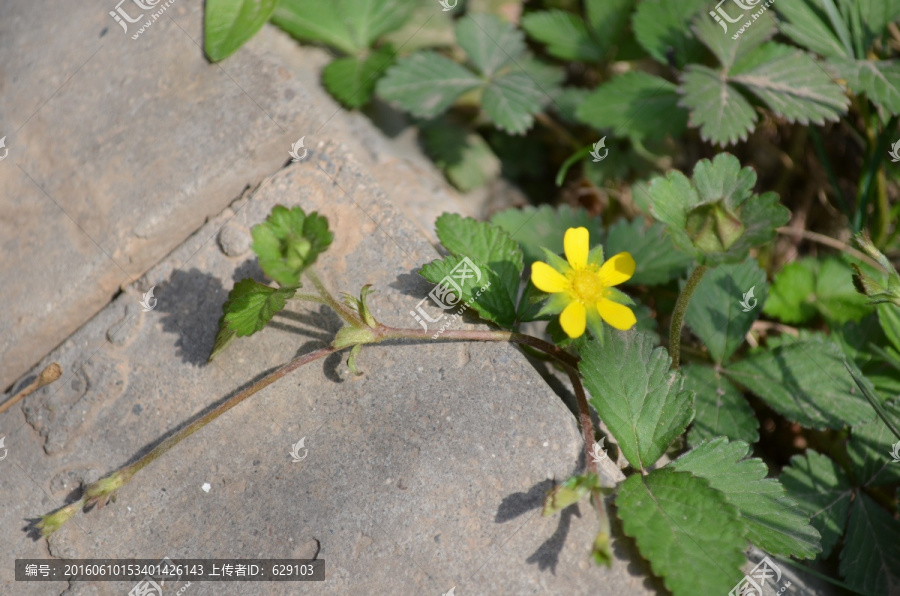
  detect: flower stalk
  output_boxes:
[669,265,708,369]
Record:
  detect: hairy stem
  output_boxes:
[669,265,708,369]
[305,269,363,327]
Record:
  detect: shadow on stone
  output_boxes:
[156,268,228,367]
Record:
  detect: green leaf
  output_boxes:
[584,0,634,55]
[774,0,849,59]
[725,340,877,429]
[764,257,873,324]
[604,218,692,286]
[580,330,694,470]
[847,399,900,486]
[521,10,604,62]
[730,43,849,126]
[204,0,279,62]
[375,52,482,119]
[434,213,523,305]
[322,47,395,109]
[482,72,544,134]
[631,0,709,67]
[671,438,821,558]
[455,13,526,77]
[490,205,602,267]
[833,314,900,397]
[840,494,900,596]
[678,65,758,146]
[780,450,853,558]
[683,365,758,447]
[684,260,768,363]
[693,9,776,70]
[576,72,688,142]
[272,0,413,54]
[616,469,746,595]
[209,279,296,361]
[831,58,900,115]
[421,120,501,192]
[419,254,516,328]
[878,303,900,352]
[250,205,333,287]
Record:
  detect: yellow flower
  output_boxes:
[531,227,637,339]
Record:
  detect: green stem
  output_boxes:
[669,265,708,369]
[305,269,364,327]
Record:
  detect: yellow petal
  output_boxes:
[564,227,590,270]
[598,252,635,286]
[560,301,587,338]
[596,299,636,330]
[532,262,570,293]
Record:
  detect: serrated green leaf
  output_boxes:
[204,0,279,62]
[764,257,873,324]
[455,13,526,77]
[322,47,395,109]
[730,42,849,125]
[381,3,455,52]
[585,0,634,54]
[840,493,900,596]
[631,0,709,67]
[831,58,900,115]
[490,205,602,266]
[671,438,821,558]
[576,72,688,142]
[580,330,694,470]
[775,0,850,59]
[515,56,565,101]
[434,213,523,304]
[833,314,900,397]
[847,399,900,486]
[521,10,604,62]
[683,364,758,446]
[209,279,296,361]
[250,205,333,287]
[342,0,415,50]
[679,65,758,146]
[376,52,482,119]
[684,260,768,363]
[616,469,746,595]
[693,8,775,69]
[725,340,877,429]
[857,0,900,50]
[419,254,516,328]
[780,450,852,558]
[421,119,501,192]
[482,72,544,134]
[604,218,692,286]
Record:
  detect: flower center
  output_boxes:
[569,267,606,304]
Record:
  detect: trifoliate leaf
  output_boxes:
[375,52,482,119]
[419,254,516,328]
[765,257,873,324]
[830,58,900,115]
[683,365,758,447]
[780,450,852,558]
[631,0,709,67]
[678,65,758,146]
[847,399,900,486]
[482,72,544,134]
[580,330,694,470]
[604,218,692,286]
[840,494,900,596]
[521,10,604,62]
[671,438,821,558]
[616,469,746,595]
[434,213,524,305]
[322,46,395,109]
[251,205,333,287]
[576,72,688,142]
[209,279,297,362]
[455,13,526,77]
[421,119,501,192]
[684,260,768,363]
[205,0,279,62]
[490,205,603,267]
[725,340,878,429]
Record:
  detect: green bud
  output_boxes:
[685,202,744,253]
